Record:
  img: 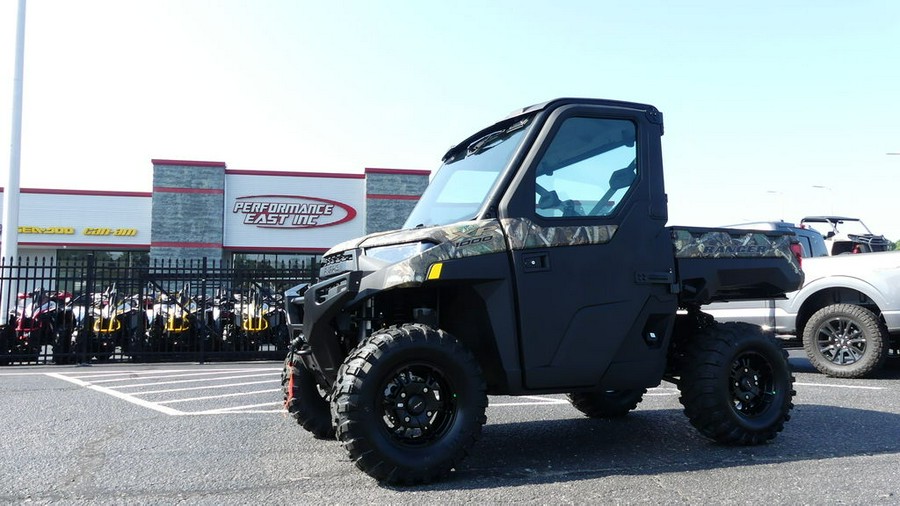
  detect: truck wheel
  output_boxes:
[333,324,487,485]
[282,351,335,439]
[802,304,887,378]
[679,322,794,445]
[567,389,647,418]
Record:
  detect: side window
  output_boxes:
[798,236,812,257]
[809,236,829,257]
[535,117,637,218]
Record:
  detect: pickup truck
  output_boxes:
[704,221,900,378]
[282,98,804,484]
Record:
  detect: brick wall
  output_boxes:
[365,168,430,233]
[150,160,225,262]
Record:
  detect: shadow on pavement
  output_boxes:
[406,403,900,490]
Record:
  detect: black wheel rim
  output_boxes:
[729,351,776,417]
[379,362,456,446]
[815,316,866,365]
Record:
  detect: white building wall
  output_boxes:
[0,190,152,250]
[224,171,366,251]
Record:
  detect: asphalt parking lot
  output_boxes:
[2,351,899,504]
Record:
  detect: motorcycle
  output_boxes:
[0,289,75,364]
[228,287,288,352]
[262,290,289,351]
[202,289,236,352]
[64,286,150,363]
[146,285,201,354]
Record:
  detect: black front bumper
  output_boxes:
[300,271,361,387]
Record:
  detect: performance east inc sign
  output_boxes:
[232,195,357,229]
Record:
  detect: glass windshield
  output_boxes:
[403,118,532,229]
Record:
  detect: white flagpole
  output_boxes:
[1,0,26,324]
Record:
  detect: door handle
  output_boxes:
[523,253,550,272]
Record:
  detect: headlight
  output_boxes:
[364,242,435,264]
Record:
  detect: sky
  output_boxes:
[1,1,899,240]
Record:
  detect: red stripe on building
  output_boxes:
[151,159,227,168]
[226,169,365,179]
[151,242,222,248]
[227,246,329,253]
[0,188,152,197]
[15,242,150,249]
[153,187,224,194]
[365,167,431,176]
[366,194,421,201]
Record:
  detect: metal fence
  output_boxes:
[0,256,315,365]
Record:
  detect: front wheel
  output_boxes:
[333,324,488,485]
[53,327,74,365]
[803,304,887,378]
[678,322,794,445]
[282,350,334,439]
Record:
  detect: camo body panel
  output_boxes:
[345,218,619,289]
[501,218,617,250]
[671,228,802,273]
[371,220,508,288]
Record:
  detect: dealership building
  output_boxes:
[0,160,430,267]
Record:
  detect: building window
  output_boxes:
[57,249,150,267]
[231,253,321,271]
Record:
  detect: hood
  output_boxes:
[324,220,504,256]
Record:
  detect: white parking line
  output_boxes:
[45,369,887,417]
[47,372,184,416]
[490,395,570,407]
[84,369,280,384]
[47,370,284,416]
[132,379,280,396]
[156,388,282,404]
[110,372,281,389]
[69,368,259,381]
[795,382,884,390]
[192,402,285,415]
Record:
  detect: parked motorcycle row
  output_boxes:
[0,284,289,365]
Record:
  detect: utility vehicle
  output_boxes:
[800,216,890,255]
[282,98,804,484]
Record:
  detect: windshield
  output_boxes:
[403,118,532,229]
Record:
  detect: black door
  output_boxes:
[499,105,676,390]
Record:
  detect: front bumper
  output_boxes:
[300,271,361,387]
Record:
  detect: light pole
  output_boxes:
[1,0,26,326]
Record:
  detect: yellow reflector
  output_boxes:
[243,317,269,332]
[427,263,443,280]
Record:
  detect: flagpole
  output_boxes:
[1,0,26,324]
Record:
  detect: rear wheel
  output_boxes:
[282,350,334,439]
[803,304,887,378]
[567,389,647,418]
[679,322,794,445]
[53,327,74,365]
[333,324,487,485]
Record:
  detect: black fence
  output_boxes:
[0,256,315,365]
